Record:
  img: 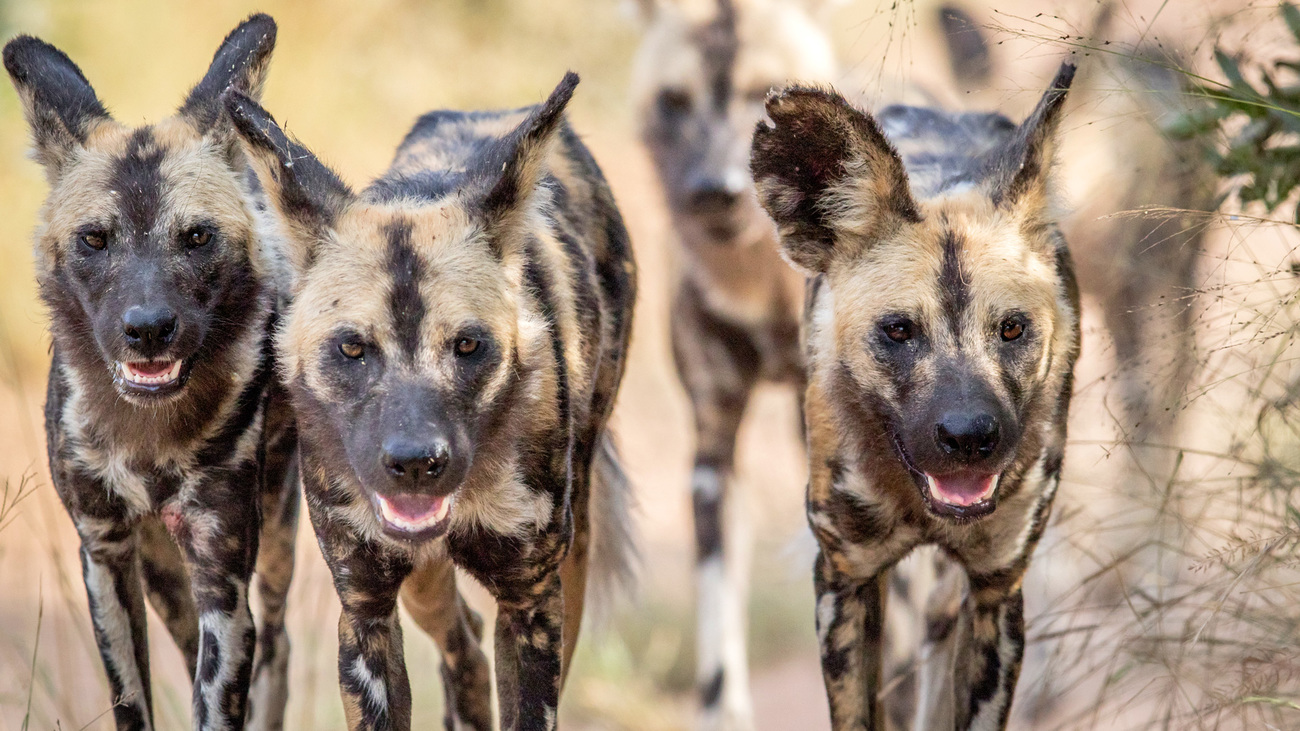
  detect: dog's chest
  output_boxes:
[76,441,200,519]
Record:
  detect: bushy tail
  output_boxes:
[586,431,638,621]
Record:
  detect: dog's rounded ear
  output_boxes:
[751,85,919,274]
[3,35,112,179]
[223,89,352,283]
[469,71,580,261]
[984,62,1075,213]
[180,13,277,133]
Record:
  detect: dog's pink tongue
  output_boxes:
[928,473,998,507]
[382,493,444,521]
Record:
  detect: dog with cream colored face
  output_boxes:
[5,15,300,731]
[226,71,637,731]
[628,1,840,726]
[752,64,1081,730]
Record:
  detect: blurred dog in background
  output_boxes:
[628,0,838,726]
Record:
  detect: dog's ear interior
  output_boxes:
[180,13,277,134]
[3,35,112,179]
[223,89,351,281]
[984,62,1076,211]
[468,71,579,260]
[751,85,919,274]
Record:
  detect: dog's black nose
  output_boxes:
[688,183,741,212]
[122,305,177,354]
[935,413,1000,462]
[685,170,745,213]
[381,438,450,485]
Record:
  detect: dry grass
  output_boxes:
[1,1,1298,729]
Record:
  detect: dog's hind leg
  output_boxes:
[672,283,762,731]
[401,555,493,731]
[138,515,199,678]
[247,410,300,731]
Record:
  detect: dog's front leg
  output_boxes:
[813,550,888,730]
[336,594,411,731]
[953,573,1025,731]
[494,572,564,731]
[76,517,154,730]
[176,489,259,731]
[314,527,413,731]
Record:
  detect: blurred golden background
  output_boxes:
[1,1,1298,729]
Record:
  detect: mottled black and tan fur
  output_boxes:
[224,71,636,731]
[752,64,1081,730]
[4,14,299,731]
[629,1,838,726]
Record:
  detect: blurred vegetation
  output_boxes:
[1170,2,1300,223]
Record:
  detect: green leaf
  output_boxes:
[1216,49,1249,90]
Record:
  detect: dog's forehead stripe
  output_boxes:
[384,218,426,358]
[695,0,739,113]
[938,229,969,336]
[110,127,166,245]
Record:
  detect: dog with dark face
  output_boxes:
[751,64,1081,730]
[224,71,636,731]
[629,0,838,725]
[4,14,299,731]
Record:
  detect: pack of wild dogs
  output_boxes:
[3,0,1208,729]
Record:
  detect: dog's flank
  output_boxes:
[752,64,1081,730]
[226,70,636,731]
[5,14,299,731]
[629,1,838,725]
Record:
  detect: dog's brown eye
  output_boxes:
[454,338,480,357]
[1001,319,1024,341]
[79,232,107,251]
[339,342,365,359]
[185,227,213,248]
[884,320,914,343]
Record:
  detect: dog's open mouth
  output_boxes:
[923,472,1000,520]
[374,492,454,539]
[116,360,188,396]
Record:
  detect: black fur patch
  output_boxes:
[2,34,108,141]
[700,668,725,707]
[938,229,969,334]
[695,0,739,113]
[384,219,426,357]
[180,13,276,131]
[111,128,166,244]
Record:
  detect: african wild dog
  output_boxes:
[4,14,299,731]
[751,63,1081,729]
[936,4,1216,579]
[628,0,838,725]
[223,71,636,731]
